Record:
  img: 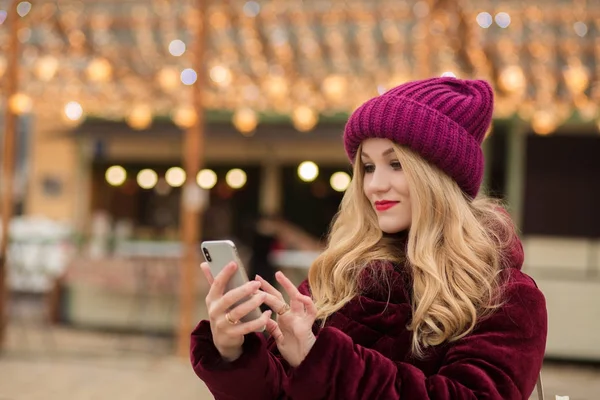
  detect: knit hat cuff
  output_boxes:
[344,95,484,198]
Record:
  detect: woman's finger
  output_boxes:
[266,318,284,343]
[275,272,304,313]
[200,262,215,285]
[296,293,317,318]
[262,292,288,315]
[227,292,267,322]
[213,280,261,315]
[255,275,284,301]
[231,310,272,336]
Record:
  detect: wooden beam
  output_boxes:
[176,0,208,358]
[0,1,21,353]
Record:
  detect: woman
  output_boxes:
[190,77,547,399]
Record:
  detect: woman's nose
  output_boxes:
[368,170,390,192]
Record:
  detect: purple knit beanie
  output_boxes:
[343,77,494,198]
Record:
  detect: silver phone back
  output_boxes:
[201,240,263,325]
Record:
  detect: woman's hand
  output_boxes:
[257,271,317,368]
[201,262,272,362]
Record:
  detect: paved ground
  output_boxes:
[0,322,599,399]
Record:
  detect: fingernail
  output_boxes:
[255,274,261,280]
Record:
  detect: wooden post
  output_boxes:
[0,1,21,353]
[505,118,528,229]
[176,0,208,358]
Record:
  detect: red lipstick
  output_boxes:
[374,200,399,211]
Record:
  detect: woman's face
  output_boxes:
[361,138,412,234]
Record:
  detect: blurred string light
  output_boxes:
[0,10,7,25]
[8,93,32,114]
[233,107,258,134]
[226,169,247,189]
[476,12,493,28]
[197,169,217,189]
[7,1,600,133]
[574,22,588,37]
[322,75,347,101]
[87,58,112,82]
[498,65,526,94]
[209,65,232,87]
[495,12,511,28]
[165,167,186,187]
[137,169,158,189]
[127,105,153,130]
[563,62,589,94]
[34,56,58,81]
[330,171,351,192]
[180,68,197,85]
[157,66,180,91]
[105,166,127,186]
[169,39,186,56]
[172,105,197,128]
[243,1,260,17]
[531,110,558,136]
[292,106,318,132]
[64,101,83,121]
[16,1,31,17]
[412,1,429,18]
[298,161,319,182]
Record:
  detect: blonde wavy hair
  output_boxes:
[308,143,518,356]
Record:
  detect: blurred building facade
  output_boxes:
[1,0,600,360]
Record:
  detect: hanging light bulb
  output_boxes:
[86,57,112,82]
[264,76,287,99]
[298,161,319,182]
[197,169,217,189]
[330,171,351,192]
[531,110,558,136]
[292,106,318,132]
[498,65,526,94]
[137,169,158,189]
[209,65,232,87]
[8,93,32,114]
[64,101,83,122]
[34,55,59,81]
[172,106,198,128]
[563,63,589,95]
[226,169,247,189]
[157,66,181,92]
[105,166,127,186]
[127,105,153,130]
[232,108,258,134]
[165,167,186,187]
[322,75,347,101]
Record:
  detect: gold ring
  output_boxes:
[225,312,239,325]
[277,303,291,315]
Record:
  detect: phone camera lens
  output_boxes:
[203,248,212,262]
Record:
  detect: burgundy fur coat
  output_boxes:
[190,239,547,399]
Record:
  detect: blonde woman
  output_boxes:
[191,77,547,399]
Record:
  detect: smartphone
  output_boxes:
[201,240,264,328]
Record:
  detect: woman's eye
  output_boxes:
[364,164,375,173]
[391,161,402,170]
